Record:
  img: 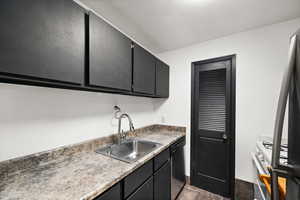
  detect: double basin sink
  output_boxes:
[96,138,162,163]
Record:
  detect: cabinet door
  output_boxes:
[154,160,171,200]
[94,183,121,200]
[89,12,132,91]
[154,148,170,171]
[133,44,156,95]
[156,60,169,97]
[127,176,153,200]
[0,0,85,85]
[124,160,153,198]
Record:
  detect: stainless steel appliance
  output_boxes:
[253,137,288,200]
[171,136,186,200]
[252,151,270,200]
[271,29,300,200]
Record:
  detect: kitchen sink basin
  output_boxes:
[95,139,162,163]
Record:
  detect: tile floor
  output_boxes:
[177,184,230,200]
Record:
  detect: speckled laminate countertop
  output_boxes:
[0,125,185,200]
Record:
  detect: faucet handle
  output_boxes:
[130,123,135,132]
[121,130,126,139]
[130,126,136,137]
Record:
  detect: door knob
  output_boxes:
[222,134,228,140]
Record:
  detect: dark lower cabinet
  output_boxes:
[94,148,173,200]
[0,0,85,85]
[127,176,154,200]
[124,160,153,198]
[94,183,121,200]
[133,44,156,95]
[155,60,170,98]
[154,148,170,171]
[154,160,171,200]
[89,12,132,91]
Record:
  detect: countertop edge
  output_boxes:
[0,124,186,200]
[81,132,186,200]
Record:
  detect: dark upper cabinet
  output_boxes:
[94,183,121,200]
[133,44,156,95]
[156,60,170,98]
[89,12,132,91]
[0,0,85,85]
[0,1,170,98]
[154,160,171,200]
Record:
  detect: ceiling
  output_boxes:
[80,0,300,53]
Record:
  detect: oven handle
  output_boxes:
[256,179,268,200]
[271,34,297,200]
[251,153,267,175]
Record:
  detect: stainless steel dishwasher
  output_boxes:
[171,136,186,200]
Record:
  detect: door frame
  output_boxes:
[190,55,236,199]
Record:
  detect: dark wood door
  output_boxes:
[133,44,156,95]
[154,160,171,200]
[0,0,85,85]
[127,176,154,200]
[156,60,169,98]
[94,183,121,200]
[191,56,235,198]
[89,12,132,91]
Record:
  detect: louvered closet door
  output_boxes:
[192,60,232,197]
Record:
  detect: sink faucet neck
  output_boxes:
[117,113,135,144]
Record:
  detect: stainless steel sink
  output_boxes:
[95,139,162,163]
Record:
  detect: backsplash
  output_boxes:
[0,83,164,162]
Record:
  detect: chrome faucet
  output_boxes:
[117,113,135,144]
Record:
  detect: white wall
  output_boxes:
[156,18,300,183]
[0,83,162,162]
